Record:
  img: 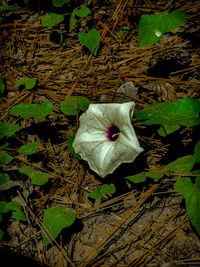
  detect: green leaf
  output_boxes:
[0,229,4,241]
[0,122,19,139]
[0,5,16,12]
[193,140,200,164]
[169,98,200,127]
[174,177,200,236]
[0,173,10,185]
[42,206,76,247]
[18,141,39,155]
[18,166,54,185]
[125,171,163,183]
[145,172,163,179]
[0,153,13,164]
[116,26,129,39]
[85,0,92,4]
[78,28,100,56]
[10,102,53,120]
[163,155,195,173]
[52,0,70,7]
[7,201,22,211]
[125,173,146,183]
[60,96,90,116]
[68,136,81,159]
[138,9,187,47]
[0,142,9,151]
[75,6,91,18]
[0,201,9,213]
[41,13,64,28]
[163,140,200,174]
[69,12,77,32]
[0,73,5,96]
[12,209,27,221]
[24,0,29,6]
[88,184,116,200]
[15,77,37,90]
[135,98,200,136]
[100,184,116,195]
[158,124,180,137]
[6,201,27,221]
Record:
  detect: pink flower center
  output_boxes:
[106,124,120,141]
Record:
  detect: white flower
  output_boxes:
[72,102,143,178]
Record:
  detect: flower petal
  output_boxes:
[73,102,143,177]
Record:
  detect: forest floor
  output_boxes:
[0,0,200,266]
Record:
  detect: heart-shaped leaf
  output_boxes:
[18,141,39,155]
[88,184,116,200]
[174,177,200,236]
[138,9,187,47]
[0,122,19,139]
[125,171,163,183]
[18,166,54,185]
[134,98,200,136]
[0,5,16,12]
[0,173,10,186]
[60,96,90,115]
[41,13,64,28]
[75,6,91,18]
[10,102,53,120]
[15,77,37,90]
[42,206,76,247]
[52,0,70,8]
[78,28,100,56]
[0,153,13,164]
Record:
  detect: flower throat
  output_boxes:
[106,124,120,141]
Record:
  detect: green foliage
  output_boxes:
[42,206,76,247]
[116,26,129,39]
[0,229,3,241]
[0,122,19,139]
[69,13,77,32]
[68,136,81,159]
[193,140,200,164]
[163,140,200,173]
[0,142,9,151]
[0,5,16,12]
[0,200,27,240]
[174,177,200,236]
[6,201,27,221]
[75,6,91,18]
[41,13,65,28]
[60,96,90,116]
[18,141,39,155]
[69,5,91,31]
[125,171,163,184]
[0,173,10,185]
[52,0,70,7]
[0,201,9,213]
[0,153,13,164]
[85,0,92,4]
[15,77,37,90]
[163,155,194,173]
[78,28,100,56]
[88,184,116,200]
[24,0,29,6]
[138,9,187,47]
[18,166,54,186]
[10,101,53,120]
[134,98,200,136]
[0,73,5,96]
